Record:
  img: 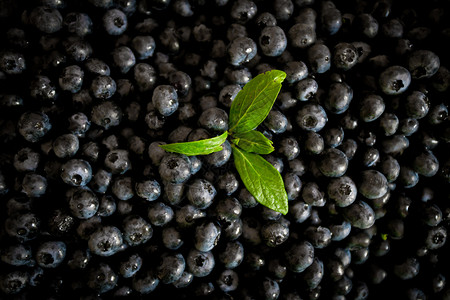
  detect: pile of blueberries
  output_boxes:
[1,0,449,298]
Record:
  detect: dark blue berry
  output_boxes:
[35,241,66,268]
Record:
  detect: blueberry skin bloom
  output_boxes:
[35,241,66,268]
[0,52,26,75]
[29,6,63,34]
[259,26,287,57]
[17,111,52,143]
[103,9,127,35]
[407,50,440,79]
[59,65,84,93]
[379,65,411,95]
[227,37,257,66]
[60,159,92,186]
[152,85,179,116]
[88,225,123,257]
[296,103,328,132]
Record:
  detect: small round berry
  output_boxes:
[35,241,66,268]
[60,159,92,186]
[17,111,52,143]
[103,8,127,35]
[88,225,123,257]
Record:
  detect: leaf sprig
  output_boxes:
[159,70,289,214]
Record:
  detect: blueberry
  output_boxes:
[17,111,52,143]
[284,172,302,200]
[68,187,99,219]
[134,63,157,92]
[147,202,174,226]
[295,78,318,101]
[284,61,308,84]
[151,85,179,116]
[278,137,300,160]
[325,82,353,114]
[35,241,66,268]
[264,110,288,134]
[172,271,193,289]
[358,170,388,199]
[159,153,191,184]
[4,212,40,242]
[88,225,123,256]
[58,65,84,93]
[87,263,118,293]
[412,149,439,177]
[227,37,257,66]
[288,23,316,49]
[425,226,447,250]
[408,50,440,79]
[296,103,328,132]
[112,176,134,200]
[112,46,136,74]
[204,140,232,167]
[175,204,206,229]
[52,134,79,158]
[427,103,448,125]
[21,173,47,198]
[285,241,315,273]
[289,200,311,223]
[320,1,342,35]
[359,94,385,122]
[318,148,348,177]
[120,253,143,278]
[60,159,92,187]
[354,13,379,38]
[333,42,358,71]
[105,149,131,174]
[261,220,289,247]
[0,270,29,295]
[302,182,325,207]
[157,253,185,284]
[218,240,244,269]
[342,200,375,229]
[230,0,257,23]
[131,269,160,294]
[0,243,34,266]
[302,257,324,289]
[405,91,430,119]
[64,12,93,37]
[97,195,116,217]
[131,35,156,60]
[255,12,277,29]
[379,65,411,95]
[29,6,63,33]
[216,172,239,195]
[194,221,221,252]
[219,84,241,108]
[267,258,287,280]
[62,35,92,62]
[259,26,287,57]
[103,8,127,35]
[0,51,26,75]
[135,179,161,201]
[199,107,228,132]
[394,257,420,280]
[379,112,399,136]
[398,165,419,188]
[90,75,117,100]
[327,175,357,207]
[68,112,91,137]
[162,226,184,250]
[216,269,239,292]
[186,248,215,277]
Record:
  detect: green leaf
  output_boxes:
[229,70,286,134]
[231,144,288,215]
[231,130,274,154]
[159,131,228,156]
